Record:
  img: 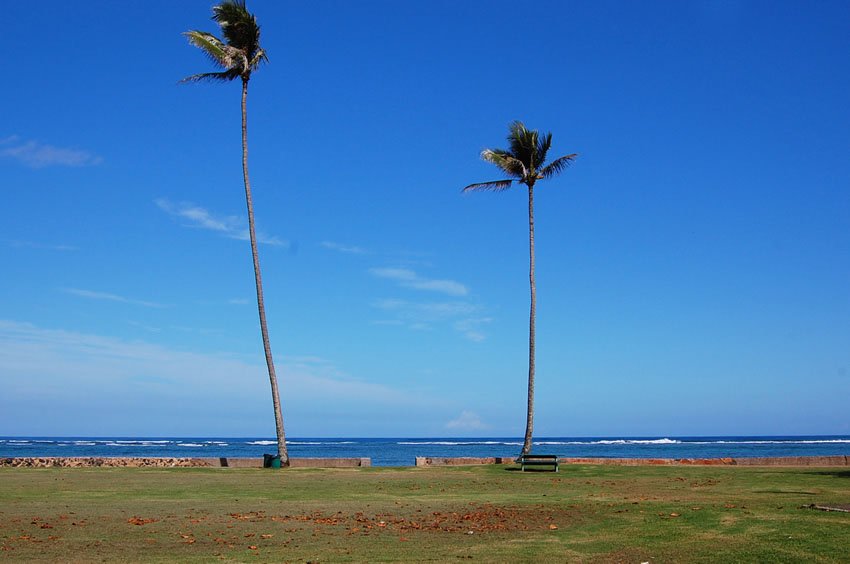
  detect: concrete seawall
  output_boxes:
[414,455,850,467]
[201,457,372,468]
[415,457,516,466]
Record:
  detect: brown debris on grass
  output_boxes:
[127,516,158,526]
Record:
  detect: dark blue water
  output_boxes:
[2,436,850,466]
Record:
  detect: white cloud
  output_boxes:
[63,288,166,309]
[155,198,286,247]
[321,241,368,255]
[0,135,102,168]
[4,240,78,251]
[370,267,468,297]
[445,410,488,431]
[454,317,493,343]
[372,298,487,341]
[372,298,477,321]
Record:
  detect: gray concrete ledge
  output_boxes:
[415,455,850,467]
[415,457,515,466]
[192,457,372,468]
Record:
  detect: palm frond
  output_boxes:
[248,47,269,70]
[538,153,578,179]
[481,149,525,179]
[535,132,553,169]
[180,69,240,83]
[507,121,537,170]
[183,30,231,69]
[213,0,262,55]
[462,179,514,192]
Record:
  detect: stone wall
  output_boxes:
[0,457,372,469]
[0,457,212,468]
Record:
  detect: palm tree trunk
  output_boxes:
[522,184,536,456]
[241,78,289,465]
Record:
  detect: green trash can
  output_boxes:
[263,454,281,469]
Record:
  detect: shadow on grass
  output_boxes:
[503,467,562,473]
[809,470,850,479]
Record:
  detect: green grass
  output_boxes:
[1,465,848,562]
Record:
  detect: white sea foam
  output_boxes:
[689,439,850,445]
[289,441,359,445]
[247,440,277,446]
[178,443,204,447]
[397,441,522,446]
[113,440,172,445]
[105,441,160,447]
[591,438,681,445]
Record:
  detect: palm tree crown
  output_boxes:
[463,121,577,192]
[182,0,268,83]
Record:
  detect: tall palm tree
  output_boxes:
[463,121,577,456]
[182,1,288,465]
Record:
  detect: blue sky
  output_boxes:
[2,1,848,438]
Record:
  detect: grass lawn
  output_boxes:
[1,464,848,562]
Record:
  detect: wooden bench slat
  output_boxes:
[517,454,560,472]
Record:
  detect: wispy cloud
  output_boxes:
[155,198,286,247]
[0,320,440,435]
[370,267,468,297]
[0,135,102,168]
[372,298,488,341]
[445,410,488,431]
[372,298,477,320]
[321,241,369,255]
[4,239,78,251]
[63,288,166,309]
[453,317,493,343]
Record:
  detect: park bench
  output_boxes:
[517,454,560,472]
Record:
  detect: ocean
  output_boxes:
[2,436,850,466]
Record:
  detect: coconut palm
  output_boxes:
[463,121,577,456]
[182,1,288,464]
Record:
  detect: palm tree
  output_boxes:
[463,121,577,456]
[182,1,288,465]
